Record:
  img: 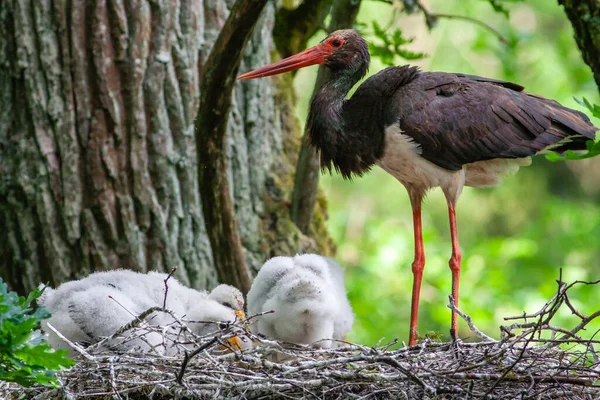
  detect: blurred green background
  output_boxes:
[294,0,600,345]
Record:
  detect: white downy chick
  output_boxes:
[206,284,246,320]
[247,254,354,348]
[38,270,248,355]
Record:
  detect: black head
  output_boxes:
[238,30,370,80]
[319,30,370,75]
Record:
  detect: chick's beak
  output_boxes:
[235,309,246,320]
[225,336,245,351]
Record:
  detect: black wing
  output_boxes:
[386,70,598,171]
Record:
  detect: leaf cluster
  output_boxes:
[367,21,426,66]
[546,97,600,161]
[482,0,525,17]
[0,280,74,387]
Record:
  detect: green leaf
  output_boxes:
[368,21,426,66]
[546,98,600,162]
[0,278,74,388]
[483,0,524,17]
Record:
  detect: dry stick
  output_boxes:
[447,295,495,342]
[45,322,95,361]
[162,267,177,310]
[486,315,544,396]
[176,337,221,384]
[108,295,139,319]
[109,359,123,400]
[376,356,435,394]
[88,306,188,352]
[485,279,573,397]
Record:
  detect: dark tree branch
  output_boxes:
[426,13,510,44]
[274,0,334,59]
[410,0,509,44]
[291,0,363,234]
[162,267,177,310]
[377,0,510,43]
[196,0,268,293]
[176,337,219,384]
[559,0,600,93]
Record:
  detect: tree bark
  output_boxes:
[0,0,334,294]
[559,0,600,93]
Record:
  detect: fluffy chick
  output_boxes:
[247,254,354,348]
[38,270,247,356]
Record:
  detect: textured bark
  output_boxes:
[196,0,268,293]
[559,0,600,93]
[0,0,334,294]
[291,0,363,234]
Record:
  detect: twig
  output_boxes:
[163,267,177,310]
[409,0,510,44]
[448,295,495,342]
[88,306,188,352]
[429,13,510,44]
[45,322,95,361]
[176,337,219,384]
[109,358,123,400]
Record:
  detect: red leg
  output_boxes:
[448,206,462,340]
[409,203,425,346]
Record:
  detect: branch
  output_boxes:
[291,0,363,234]
[411,0,510,44]
[45,322,96,361]
[427,13,510,44]
[195,0,268,294]
[176,337,219,384]
[162,267,177,310]
[274,0,334,58]
[447,295,495,342]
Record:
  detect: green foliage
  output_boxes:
[546,98,600,162]
[482,0,524,17]
[367,21,426,66]
[0,280,74,387]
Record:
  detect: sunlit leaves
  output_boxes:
[0,280,74,387]
[546,97,600,162]
[368,21,426,66]
[482,0,525,17]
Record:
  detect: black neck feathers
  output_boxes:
[307,64,420,179]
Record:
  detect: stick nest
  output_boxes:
[2,279,599,399]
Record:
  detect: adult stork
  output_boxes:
[238,30,598,346]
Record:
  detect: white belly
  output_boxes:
[377,126,463,193]
[377,125,531,202]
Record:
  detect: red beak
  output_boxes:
[238,44,332,80]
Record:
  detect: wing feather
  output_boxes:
[386,71,597,170]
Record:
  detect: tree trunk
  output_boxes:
[559,0,600,93]
[0,0,334,294]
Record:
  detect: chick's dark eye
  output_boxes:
[332,39,341,47]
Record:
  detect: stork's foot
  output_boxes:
[449,327,458,343]
[409,328,419,346]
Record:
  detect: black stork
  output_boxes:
[238,30,598,346]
